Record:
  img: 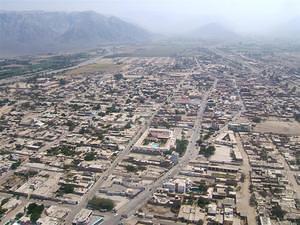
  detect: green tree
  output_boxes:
[260,150,268,160]
[88,197,115,211]
[252,117,262,123]
[124,122,132,129]
[1,198,9,206]
[174,139,188,156]
[125,165,138,173]
[197,197,210,208]
[11,160,21,170]
[26,203,44,223]
[203,132,213,140]
[199,145,215,158]
[197,220,204,225]
[66,120,76,131]
[271,205,286,220]
[59,79,67,86]
[295,113,300,122]
[84,152,96,161]
[15,212,24,220]
[196,138,203,146]
[249,193,256,206]
[240,173,246,182]
[0,207,7,218]
[198,183,208,194]
[114,73,124,80]
[61,183,75,194]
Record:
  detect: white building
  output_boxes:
[163,179,191,193]
[163,182,176,192]
[228,122,251,132]
[72,209,92,225]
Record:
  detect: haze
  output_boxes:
[1,0,300,35]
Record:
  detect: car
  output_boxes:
[100,209,108,212]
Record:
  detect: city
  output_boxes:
[1,0,300,224]
[0,43,299,225]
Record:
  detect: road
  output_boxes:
[0,73,111,223]
[208,77,246,137]
[231,78,257,224]
[101,78,218,225]
[64,112,156,223]
[64,73,190,224]
[235,133,257,225]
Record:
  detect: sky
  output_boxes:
[1,0,300,34]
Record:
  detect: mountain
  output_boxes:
[0,11,151,55]
[188,23,239,41]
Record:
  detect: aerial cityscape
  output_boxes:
[0,1,300,225]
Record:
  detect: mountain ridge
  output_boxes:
[188,22,239,41]
[0,11,151,55]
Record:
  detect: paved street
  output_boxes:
[101,78,218,225]
[64,74,190,224]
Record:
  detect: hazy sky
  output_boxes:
[1,0,300,34]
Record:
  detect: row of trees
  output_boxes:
[88,197,115,211]
[27,203,44,222]
[174,139,189,156]
[125,164,146,173]
[199,145,216,158]
[46,145,77,157]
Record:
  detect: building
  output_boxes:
[169,151,179,164]
[259,216,272,225]
[163,179,190,193]
[72,209,92,225]
[133,128,176,153]
[228,122,251,132]
[178,205,205,223]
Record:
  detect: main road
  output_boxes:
[101,78,218,225]
[64,73,190,224]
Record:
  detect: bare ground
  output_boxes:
[254,118,300,136]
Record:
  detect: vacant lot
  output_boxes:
[254,118,300,135]
[144,204,174,216]
[65,59,121,75]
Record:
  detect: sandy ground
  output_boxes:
[210,144,232,163]
[235,133,257,225]
[254,119,300,135]
[144,204,170,214]
[65,58,121,76]
[0,105,13,117]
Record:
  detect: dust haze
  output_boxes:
[1,0,300,35]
